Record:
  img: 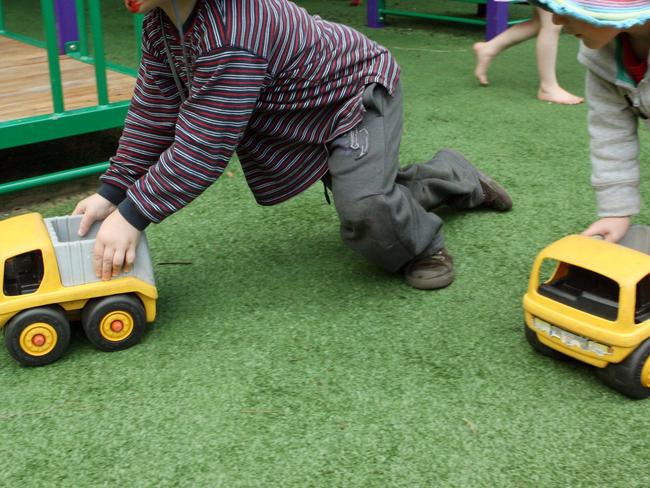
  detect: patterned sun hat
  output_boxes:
[528,0,650,28]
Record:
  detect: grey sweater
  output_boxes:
[579,40,650,217]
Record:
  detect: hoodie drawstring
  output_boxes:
[159,0,193,102]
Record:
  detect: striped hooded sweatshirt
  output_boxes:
[579,40,650,218]
[99,0,400,229]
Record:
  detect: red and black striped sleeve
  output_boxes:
[118,48,268,229]
[98,34,182,208]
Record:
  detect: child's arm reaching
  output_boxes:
[78,49,268,279]
[73,29,181,240]
[584,69,641,242]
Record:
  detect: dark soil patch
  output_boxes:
[0,129,122,217]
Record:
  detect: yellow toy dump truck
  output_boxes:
[524,226,650,399]
[0,213,157,366]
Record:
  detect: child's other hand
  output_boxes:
[93,210,141,281]
[73,193,117,236]
[582,216,631,243]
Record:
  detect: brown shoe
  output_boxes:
[404,248,455,290]
[477,170,513,211]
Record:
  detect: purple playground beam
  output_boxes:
[367,0,383,29]
[366,0,510,39]
[54,0,79,54]
[486,0,509,40]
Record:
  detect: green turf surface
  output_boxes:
[3,1,650,487]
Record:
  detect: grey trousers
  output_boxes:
[326,82,486,272]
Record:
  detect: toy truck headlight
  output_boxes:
[532,317,551,334]
[587,341,612,356]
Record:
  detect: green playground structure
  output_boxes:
[366,0,529,39]
[0,0,142,195]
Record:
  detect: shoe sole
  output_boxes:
[404,269,455,290]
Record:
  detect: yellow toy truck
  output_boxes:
[524,226,650,398]
[0,213,157,366]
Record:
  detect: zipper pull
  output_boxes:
[624,94,648,119]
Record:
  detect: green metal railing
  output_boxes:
[383,0,491,26]
[0,0,143,195]
[42,0,65,113]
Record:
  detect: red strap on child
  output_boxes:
[620,33,648,85]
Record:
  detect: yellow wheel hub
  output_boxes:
[19,323,57,356]
[641,356,650,388]
[99,311,134,342]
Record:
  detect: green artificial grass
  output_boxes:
[3,1,650,487]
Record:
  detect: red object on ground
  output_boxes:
[350,0,362,5]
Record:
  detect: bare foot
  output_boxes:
[473,42,495,86]
[538,86,584,105]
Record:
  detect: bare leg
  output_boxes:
[473,7,540,86]
[536,8,583,104]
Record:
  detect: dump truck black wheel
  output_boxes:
[524,323,569,361]
[4,307,71,366]
[596,340,650,399]
[82,294,146,351]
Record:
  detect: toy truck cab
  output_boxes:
[523,226,650,398]
[0,213,157,366]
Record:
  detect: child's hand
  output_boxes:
[582,216,631,243]
[73,193,117,237]
[93,210,141,280]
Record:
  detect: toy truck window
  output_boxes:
[538,260,619,321]
[3,250,44,296]
[635,275,650,323]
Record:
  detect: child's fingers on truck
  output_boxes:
[102,247,117,281]
[112,248,127,277]
[77,214,93,237]
[73,194,117,237]
[92,241,103,278]
[72,200,93,237]
[124,247,137,274]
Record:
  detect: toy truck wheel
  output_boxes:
[596,340,650,399]
[4,307,71,366]
[524,323,568,361]
[82,294,146,352]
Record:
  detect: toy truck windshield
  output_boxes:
[635,276,650,323]
[538,259,650,324]
[3,250,44,296]
[538,261,620,320]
